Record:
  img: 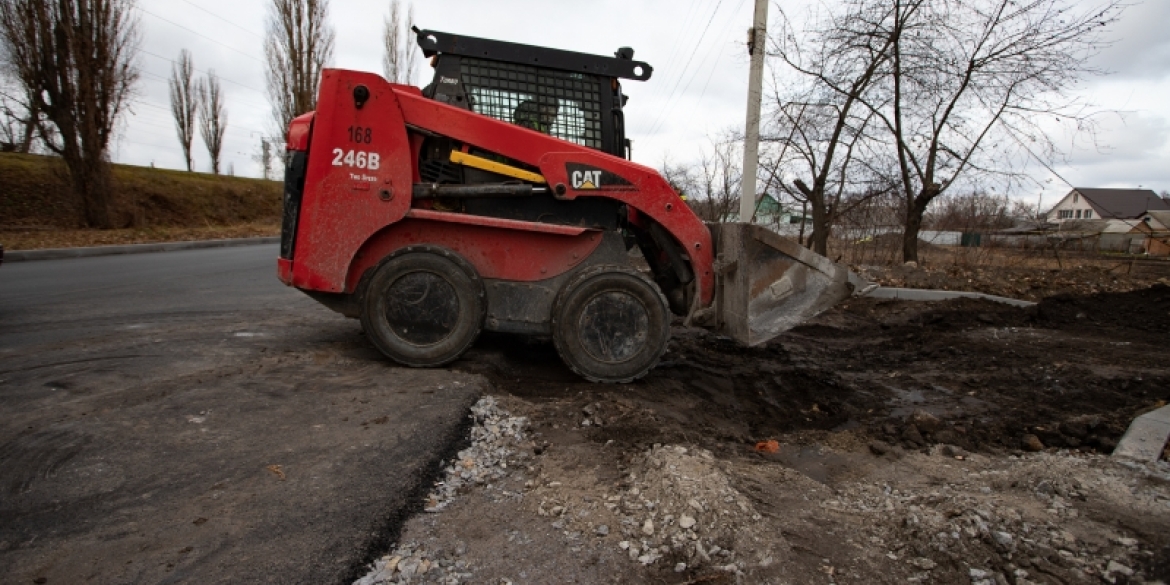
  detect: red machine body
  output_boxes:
[279,70,713,306]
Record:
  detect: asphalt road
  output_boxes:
[0,245,481,584]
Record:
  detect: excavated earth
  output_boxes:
[356,284,1170,585]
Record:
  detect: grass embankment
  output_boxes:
[0,152,282,250]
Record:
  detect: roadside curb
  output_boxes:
[1113,404,1170,463]
[4,236,279,262]
[861,286,1037,307]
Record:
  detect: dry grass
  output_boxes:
[0,151,282,250]
[0,151,281,230]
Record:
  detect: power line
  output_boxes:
[691,0,750,108]
[645,0,726,136]
[140,49,267,95]
[652,0,704,96]
[126,98,268,132]
[137,72,271,112]
[139,7,263,64]
[173,0,265,40]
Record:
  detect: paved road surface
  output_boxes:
[0,245,480,584]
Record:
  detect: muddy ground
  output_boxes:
[358,284,1170,584]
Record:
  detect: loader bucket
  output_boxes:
[704,222,853,346]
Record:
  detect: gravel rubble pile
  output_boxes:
[353,396,531,585]
[353,542,472,585]
[425,396,531,512]
[535,443,772,576]
[826,448,1170,584]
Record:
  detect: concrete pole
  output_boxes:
[738,0,769,223]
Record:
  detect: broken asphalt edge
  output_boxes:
[339,378,484,585]
[4,236,279,262]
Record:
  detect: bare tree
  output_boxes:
[197,70,227,174]
[686,134,743,223]
[763,0,922,255]
[0,0,140,228]
[264,0,334,133]
[924,191,1018,231]
[253,136,278,180]
[0,73,40,152]
[383,0,400,82]
[169,49,197,171]
[382,0,416,84]
[402,3,416,83]
[660,157,696,201]
[858,0,1125,263]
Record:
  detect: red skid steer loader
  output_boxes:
[276,29,853,383]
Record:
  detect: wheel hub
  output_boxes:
[576,291,649,363]
[383,271,459,345]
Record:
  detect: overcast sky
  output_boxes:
[120,0,1169,207]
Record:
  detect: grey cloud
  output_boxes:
[1089,1,1170,81]
[1064,111,1169,166]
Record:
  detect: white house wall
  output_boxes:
[1046,191,1100,223]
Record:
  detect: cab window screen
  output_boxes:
[459,58,603,150]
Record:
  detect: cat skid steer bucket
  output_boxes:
[697,222,855,346]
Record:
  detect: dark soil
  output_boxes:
[456,284,1170,458]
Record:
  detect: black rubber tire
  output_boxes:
[360,247,485,367]
[552,266,670,383]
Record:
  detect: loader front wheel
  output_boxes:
[552,267,670,383]
[361,248,484,367]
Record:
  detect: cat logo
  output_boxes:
[565,163,634,191]
[571,169,602,190]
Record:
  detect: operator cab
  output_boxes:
[414,28,651,160]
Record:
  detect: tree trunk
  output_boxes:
[797,200,808,246]
[18,111,35,153]
[902,197,926,264]
[67,150,114,229]
[808,197,829,255]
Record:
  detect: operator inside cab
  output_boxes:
[513,96,559,133]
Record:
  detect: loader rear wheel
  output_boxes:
[361,248,484,367]
[552,267,670,383]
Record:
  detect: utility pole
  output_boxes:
[261,138,272,180]
[738,0,769,223]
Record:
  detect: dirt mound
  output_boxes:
[1037,283,1170,341]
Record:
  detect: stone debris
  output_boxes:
[353,541,472,585]
[354,397,530,584]
[352,390,1170,584]
[823,450,1163,584]
[425,396,530,512]
[533,443,771,573]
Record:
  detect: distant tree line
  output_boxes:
[167,49,228,174]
